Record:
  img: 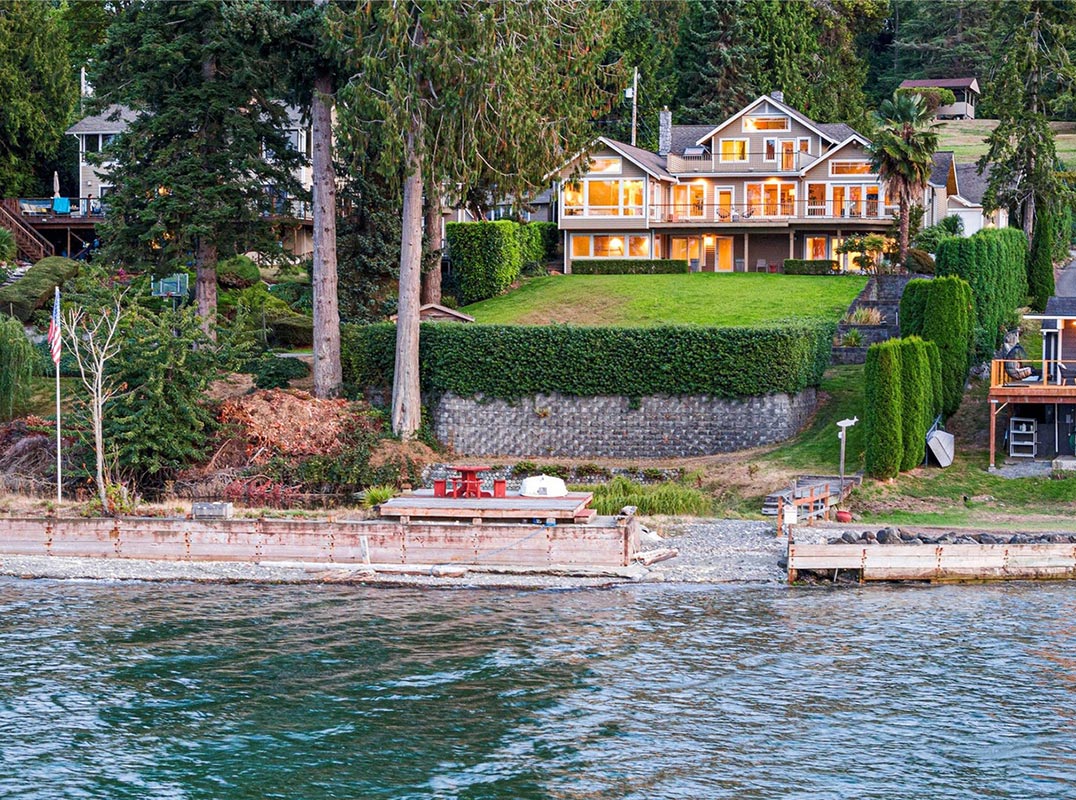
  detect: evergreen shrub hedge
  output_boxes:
[899,278,931,337]
[935,227,1027,352]
[341,320,836,401]
[0,315,35,421]
[926,340,944,419]
[446,220,522,304]
[921,275,974,418]
[898,337,932,471]
[864,339,904,479]
[571,259,689,275]
[517,223,544,269]
[532,222,559,260]
[0,257,79,322]
[783,259,839,275]
[1028,211,1056,312]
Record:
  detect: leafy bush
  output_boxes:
[446,220,521,304]
[1028,211,1056,312]
[532,221,559,261]
[33,339,80,377]
[921,275,974,418]
[517,223,544,270]
[894,86,957,113]
[935,227,1027,352]
[904,248,935,274]
[0,315,34,421]
[341,320,837,401]
[864,339,903,479]
[217,255,261,289]
[0,228,15,264]
[783,259,839,275]
[899,278,931,338]
[268,280,313,313]
[898,337,932,471]
[363,484,396,508]
[925,340,944,419]
[0,256,79,322]
[572,475,712,516]
[265,309,313,348]
[843,306,883,325]
[570,258,689,275]
[243,354,311,389]
[840,329,863,347]
[913,215,964,252]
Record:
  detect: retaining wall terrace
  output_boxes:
[431,388,817,458]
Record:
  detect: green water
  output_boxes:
[1,579,1073,798]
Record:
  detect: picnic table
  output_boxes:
[433,465,505,499]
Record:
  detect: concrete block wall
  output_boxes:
[432,389,817,458]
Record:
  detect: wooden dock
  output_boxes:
[788,541,1076,583]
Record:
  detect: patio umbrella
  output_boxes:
[53,171,61,198]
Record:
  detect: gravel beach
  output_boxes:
[0,519,835,588]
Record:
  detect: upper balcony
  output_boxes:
[665,151,821,175]
[10,194,313,225]
[989,358,1076,402]
[560,199,895,227]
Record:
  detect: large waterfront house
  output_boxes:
[552,93,1002,273]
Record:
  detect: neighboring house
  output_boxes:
[447,188,556,223]
[950,162,1008,234]
[553,93,968,273]
[897,78,980,120]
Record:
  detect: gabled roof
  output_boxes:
[815,123,858,142]
[1044,297,1076,319]
[692,94,857,148]
[954,163,989,205]
[66,105,139,134]
[670,125,715,156]
[929,151,955,188]
[598,137,674,181]
[799,134,874,176]
[899,78,980,93]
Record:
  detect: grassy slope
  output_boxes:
[937,119,1076,165]
[464,274,867,327]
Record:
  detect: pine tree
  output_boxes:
[864,339,904,479]
[89,0,305,336]
[1028,209,1056,312]
[673,0,755,123]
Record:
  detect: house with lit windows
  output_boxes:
[553,93,989,273]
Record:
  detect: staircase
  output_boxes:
[832,274,917,364]
[0,199,54,262]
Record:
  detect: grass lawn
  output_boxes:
[463,273,867,327]
[937,118,1076,165]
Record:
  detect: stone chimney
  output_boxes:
[658,107,672,156]
[772,90,784,103]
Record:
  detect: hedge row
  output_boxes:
[935,227,1027,354]
[1028,211,1056,312]
[783,259,838,275]
[0,257,80,322]
[341,320,836,401]
[864,336,942,479]
[902,276,974,418]
[446,220,558,304]
[571,259,689,275]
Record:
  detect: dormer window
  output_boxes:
[683,145,707,157]
[743,115,790,132]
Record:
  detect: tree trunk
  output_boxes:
[898,196,910,268]
[392,125,424,439]
[93,377,107,511]
[311,63,342,397]
[421,190,443,305]
[195,238,218,339]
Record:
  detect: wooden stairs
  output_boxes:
[0,200,54,262]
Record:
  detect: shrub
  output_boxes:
[574,475,712,516]
[925,340,944,419]
[864,339,903,479]
[532,221,559,261]
[446,220,521,304]
[217,255,261,289]
[1028,211,1056,312]
[898,337,932,471]
[840,329,863,347]
[510,460,539,478]
[935,227,1027,351]
[341,320,837,401]
[363,484,396,508]
[243,354,311,389]
[0,315,35,421]
[921,275,974,418]
[913,215,964,252]
[268,280,313,312]
[265,310,314,348]
[0,256,79,322]
[904,248,935,274]
[899,278,931,338]
[0,228,15,264]
[843,307,883,325]
[570,259,689,275]
[783,259,839,275]
[517,223,545,270]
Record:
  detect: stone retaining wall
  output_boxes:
[431,389,817,458]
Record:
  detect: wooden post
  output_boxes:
[989,400,998,470]
[777,495,784,538]
[743,232,749,273]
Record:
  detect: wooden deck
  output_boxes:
[788,542,1076,583]
[378,491,596,523]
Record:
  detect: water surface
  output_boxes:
[0,579,1073,798]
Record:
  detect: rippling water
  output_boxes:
[1,578,1074,799]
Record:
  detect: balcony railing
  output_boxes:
[14,195,314,222]
[666,152,822,174]
[990,358,1076,392]
[645,201,896,223]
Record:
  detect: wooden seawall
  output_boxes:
[0,515,640,569]
[788,541,1076,583]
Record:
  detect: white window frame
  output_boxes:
[719,138,749,163]
[589,156,623,175]
[829,160,875,177]
[763,138,778,163]
[797,137,811,155]
[571,233,652,259]
[742,115,790,132]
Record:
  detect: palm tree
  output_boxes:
[868,94,939,268]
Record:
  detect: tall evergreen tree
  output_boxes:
[980,0,1075,238]
[674,0,754,123]
[89,0,304,335]
[0,1,77,196]
[868,93,939,265]
[336,0,616,438]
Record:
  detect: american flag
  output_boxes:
[47,287,61,365]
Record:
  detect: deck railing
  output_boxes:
[990,358,1076,390]
[644,201,896,223]
[15,195,314,222]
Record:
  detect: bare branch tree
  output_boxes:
[62,297,125,511]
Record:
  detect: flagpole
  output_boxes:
[52,286,61,505]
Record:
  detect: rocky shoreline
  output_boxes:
[825,527,1076,546]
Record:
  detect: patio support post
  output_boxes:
[788,230,794,260]
[743,233,749,273]
[989,400,998,470]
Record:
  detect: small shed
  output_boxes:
[898,78,980,120]
[390,303,475,323]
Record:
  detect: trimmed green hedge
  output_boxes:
[342,320,836,400]
[1028,211,1056,312]
[0,256,80,322]
[935,227,1027,353]
[898,337,932,471]
[571,259,689,275]
[517,223,544,269]
[899,278,931,338]
[921,275,974,418]
[532,221,559,260]
[446,220,522,305]
[783,259,839,275]
[864,339,904,479]
[926,340,944,419]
